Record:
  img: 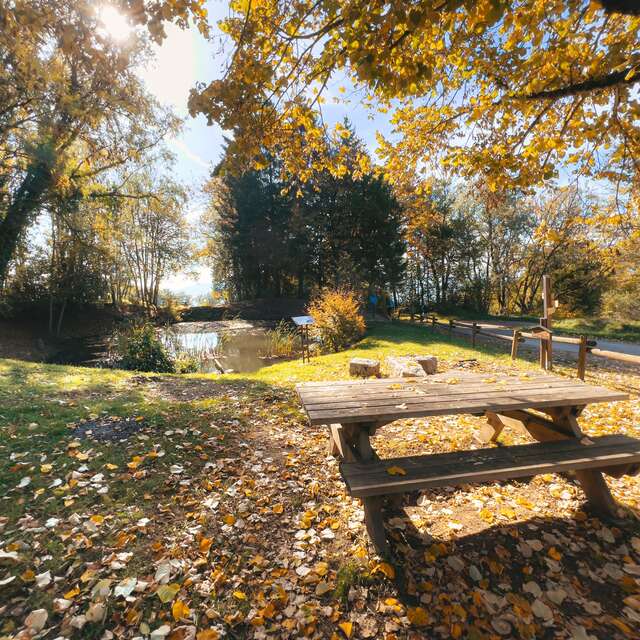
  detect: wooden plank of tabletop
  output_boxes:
[299,379,593,405]
[304,387,628,425]
[301,382,608,412]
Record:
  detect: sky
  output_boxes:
[124,0,391,300]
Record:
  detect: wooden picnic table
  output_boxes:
[296,371,640,552]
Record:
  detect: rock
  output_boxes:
[386,355,437,377]
[415,355,437,374]
[386,356,424,377]
[349,358,380,377]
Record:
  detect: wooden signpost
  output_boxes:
[540,274,558,371]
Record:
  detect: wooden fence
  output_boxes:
[422,315,640,379]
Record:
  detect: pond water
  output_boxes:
[164,320,288,373]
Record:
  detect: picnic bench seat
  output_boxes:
[296,371,634,552]
[341,434,640,498]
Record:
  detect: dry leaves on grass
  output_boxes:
[1,367,640,639]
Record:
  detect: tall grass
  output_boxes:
[260,321,298,358]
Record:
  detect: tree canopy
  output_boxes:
[188,0,640,209]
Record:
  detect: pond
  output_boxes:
[164,320,296,373]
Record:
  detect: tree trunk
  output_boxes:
[0,159,53,284]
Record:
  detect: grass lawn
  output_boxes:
[1,323,640,639]
[551,317,640,343]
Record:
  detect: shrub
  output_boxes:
[601,287,640,321]
[115,323,175,373]
[174,354,199,373]
[308,289,366,352]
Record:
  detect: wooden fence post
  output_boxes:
[472,322,477,348]
[511,330,521,360]
[448,319,454,339]
[577,335,587,380]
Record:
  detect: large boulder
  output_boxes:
[386,355,438,377]
[349,357,380,378]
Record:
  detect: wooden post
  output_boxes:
[511,330,520,360]
[472,322,477,348]
[577,335,587,380]
[432,315,436,329]
[448,319,454,339]
[541,275,553,371]
[342,422,388,553]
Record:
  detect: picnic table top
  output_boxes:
[296,371,629,426]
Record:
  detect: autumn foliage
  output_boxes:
[308,289,366,352]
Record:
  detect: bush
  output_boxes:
[174,354,199,373]
[308,289,366,352]
[114,323,175,373]
[601,287,640,321]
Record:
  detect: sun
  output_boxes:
[98,5,132,42]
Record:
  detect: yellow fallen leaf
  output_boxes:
[548,547,562,561]
[90,515,104,525]
[386,466,406,476]
[105,463,118,470]
[407,606,429,626]
[64,586,80,599]
[172,599,190,621]
[199,537,213,554]
[372,562,395,579]
[233,590,247,600]
[127,455,144,470]
[338,621,353,638]
[223,514,236,526]
[272,504,284,514]
[479,508,494,523]
[40,464,52,474]
[196,630,220,640]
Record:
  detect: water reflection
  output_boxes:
[164,321,287,373]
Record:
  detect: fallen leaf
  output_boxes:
[156,583,180,603]
[172,599,190,621]
[407,606,429,626]
[386,466,406,476]
[372,562,395,579]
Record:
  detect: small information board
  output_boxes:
[292,316,314,362]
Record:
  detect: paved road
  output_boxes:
[449,320,640,358]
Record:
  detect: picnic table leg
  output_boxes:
[537,408,617,517]
[550,410,617,517]
[340,422,389,553]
